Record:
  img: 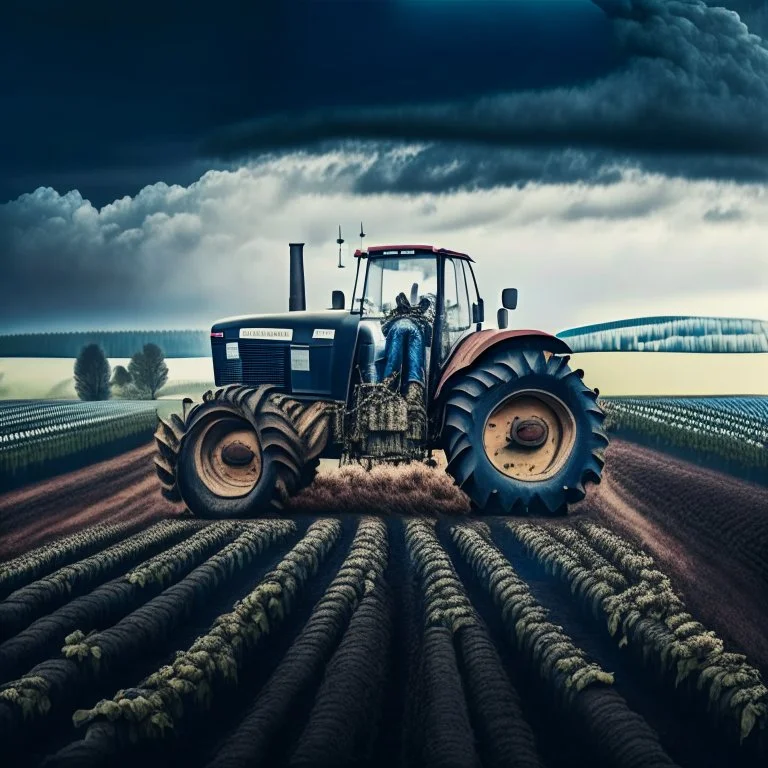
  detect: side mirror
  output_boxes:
[472,298,485,324]
[497,308,509,329]
[331,290,345,310]
[501,288,518,310]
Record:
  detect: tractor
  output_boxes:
[153,241,608,517]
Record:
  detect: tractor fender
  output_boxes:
[434,330,572,400]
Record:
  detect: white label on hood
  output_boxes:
[239,327,293,340]
[226,342,240,360]
[291,347,310,371]
[312,328,335,339]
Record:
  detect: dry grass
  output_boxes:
[286,462,471,516]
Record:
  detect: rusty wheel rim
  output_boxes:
[192,416,262,498]
[482,388,576,482]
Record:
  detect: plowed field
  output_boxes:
[0,439,766,768]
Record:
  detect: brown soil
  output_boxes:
[0,444,182,560]
[585,439,768,676]
[286,462,471,517]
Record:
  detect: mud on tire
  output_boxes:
[441,348,608,516]
[153,385,325,519]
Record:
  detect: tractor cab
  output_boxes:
[350,245,483,396]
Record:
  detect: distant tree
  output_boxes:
[110,364,134,399]
[111,365,132,388]
[74,344,111,401]
[128,343,169,399]
[118,382,153,400]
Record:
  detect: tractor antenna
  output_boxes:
[359,221,366,252]
[337,225,345,269]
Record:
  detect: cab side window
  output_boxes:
[442,258,472,358]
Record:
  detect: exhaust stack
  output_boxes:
[288,242,306,312]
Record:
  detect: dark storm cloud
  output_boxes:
[713,0,768,38]
[3,0,764,204]
[352,144,626,194]
[341,141,768,197]
[203,0,768,187]
[0,0,617,206]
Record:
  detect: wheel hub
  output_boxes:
[221,441,256,467]
[509,416,549,448]
[193,417,262,498]
[482,389,576,482]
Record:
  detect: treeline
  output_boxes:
[0,330,209,358]
[558,316,768,353]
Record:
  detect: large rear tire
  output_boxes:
[441,348,608,516]
[153,385,324,519]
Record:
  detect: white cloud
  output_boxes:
[0,150,766,333]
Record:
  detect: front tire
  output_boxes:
[441,348,608,515]
[154,385,309,518]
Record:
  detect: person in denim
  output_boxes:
[380,292,435,397]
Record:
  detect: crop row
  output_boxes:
[69,518,342,744]
[0,520,204,640]
[205,517,388,768]
[601,397,768,444]
[0,401,157,436]
[600,396,768,471]
[0,514,765,768]
[404,518,546,768]
[0,522,250,682]
[0,519,298,742]
[0,519,146,600]
[449,522,678,768]
[601,397,767,446]
[622,397,768,422]
[509,519,768,748]
[0,408,158,481]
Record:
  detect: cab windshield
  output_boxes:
[360,256,438,318]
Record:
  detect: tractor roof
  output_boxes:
[353,244,474,262]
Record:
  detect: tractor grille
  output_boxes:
[212,339,290,389]
[215,358,243,385]
[239,341,290,388]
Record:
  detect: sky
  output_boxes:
[0,0,766,334]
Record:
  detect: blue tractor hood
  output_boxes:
[210,309,362,402]
[211,309,355,339]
